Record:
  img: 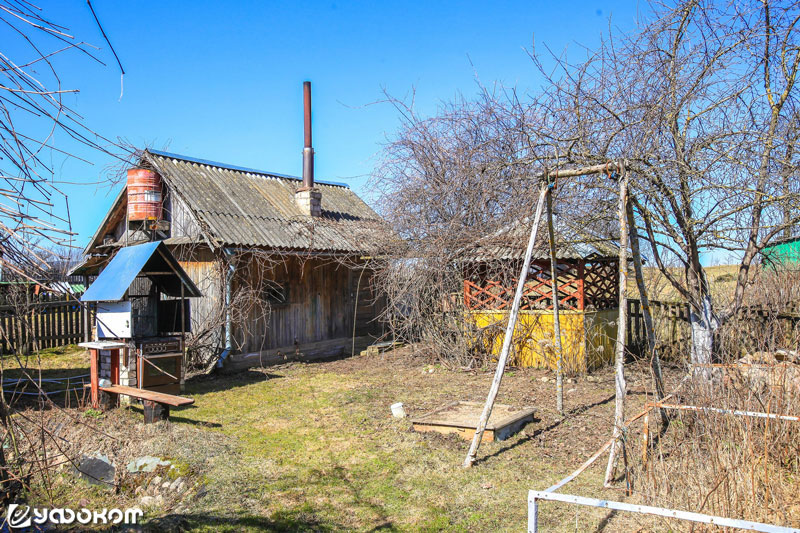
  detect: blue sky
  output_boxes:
[8,1,641,249]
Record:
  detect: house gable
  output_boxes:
[85,149,387,257]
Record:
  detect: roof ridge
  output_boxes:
[144,148,350,188]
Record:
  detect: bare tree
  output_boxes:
[370,92,618,368]
[1,1,127,278]
[0,0,126,504]
[532,0,800,370]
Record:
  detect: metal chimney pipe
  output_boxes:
[302,81,314,189]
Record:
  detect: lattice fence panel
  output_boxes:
[583,260,618,310]
[464,260,585,311]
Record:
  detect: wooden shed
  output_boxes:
[462,217,620,372]
[75,149,388,370]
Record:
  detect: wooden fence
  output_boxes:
[627,298,800,357]
[0,293,88,354]
[627,299,691,354]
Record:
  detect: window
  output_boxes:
[263,283,289,306]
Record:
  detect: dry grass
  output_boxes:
[13,346,691,532]
[12,342,798,532]
[629,265,741,303]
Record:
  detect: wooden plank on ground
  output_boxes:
[98,384,194,407]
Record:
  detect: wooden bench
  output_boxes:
[99,384,194,423]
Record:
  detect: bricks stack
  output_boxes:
[99,350,112,380]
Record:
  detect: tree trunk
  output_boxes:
[689,293,718,380]
[626,197,666,425]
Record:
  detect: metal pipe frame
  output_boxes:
[528,490,799,533]
[655,402,800,423]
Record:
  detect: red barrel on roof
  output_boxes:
[127,168,162,221]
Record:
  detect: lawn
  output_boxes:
[7,346,678,532]
[1,344,90,398]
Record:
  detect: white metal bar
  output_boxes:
[657,403,800,422]
[529,497,539,533]
[528,490,799,533]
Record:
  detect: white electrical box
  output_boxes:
[96,300,132,338]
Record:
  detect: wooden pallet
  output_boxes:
[411,401,535,442]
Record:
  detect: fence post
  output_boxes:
[528,492,539,533]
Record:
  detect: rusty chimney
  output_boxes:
[303,81,314,188]
[296,81,322,216]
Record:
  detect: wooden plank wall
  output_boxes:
[0,293,86,354]
[238,256,383,354]
[175,246,223,342]
[165,190,203,237]
[171,248,385,357]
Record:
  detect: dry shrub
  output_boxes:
[635,376,800,530]
[373,256,493,369]
[631,269,800,529]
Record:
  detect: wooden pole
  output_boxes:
[605,168,629,486]
[530,162,625,181]
[545,181,564,414]
[90,348,99,409]
[626,196,666,423]
[25,289,31,355]
[83,275,90,343]
[641,411,650,470]
[180,283,186,393]
[463,182,548,468]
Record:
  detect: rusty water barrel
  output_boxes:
[127,168,162,221]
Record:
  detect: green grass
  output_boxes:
[157,359,629,532]
[1,344,89,396]
[18,350,658,532]
[1,344,88,378]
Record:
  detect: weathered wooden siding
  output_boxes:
[173,246,222,350]
[236,256,383,354]
[165,189,203,239]
[169,244,383,358]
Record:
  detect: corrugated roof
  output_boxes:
[463,215,619,262]
[142,150,385,253]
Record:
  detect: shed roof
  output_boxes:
[463,215,619,263]
[140,149,386,253]
[81,241,201,302]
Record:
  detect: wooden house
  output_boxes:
[75,148,388,370]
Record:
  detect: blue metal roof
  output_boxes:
[81,241,201,302]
